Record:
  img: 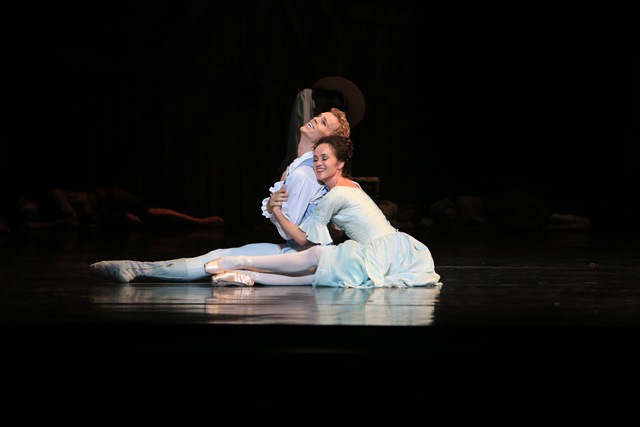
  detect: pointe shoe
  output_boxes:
[211,271,254,287]
[204,258,226,275]
[205,256,251,275]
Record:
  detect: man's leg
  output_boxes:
[90,242,284,283]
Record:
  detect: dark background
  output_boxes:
[2,1,637,230]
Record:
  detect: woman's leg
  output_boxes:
[184,243,284,279]
[216,245,324,274]
[243,271,314,286]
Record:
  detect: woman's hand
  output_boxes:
[268,186,289,213]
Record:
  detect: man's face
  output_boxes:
[300,112,339,143]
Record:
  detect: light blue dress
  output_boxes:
[300,186,442,288]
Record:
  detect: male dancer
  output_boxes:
[90,108,351,282]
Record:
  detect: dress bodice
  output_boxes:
[301,186,396,245]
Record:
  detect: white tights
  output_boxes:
[218,245,325,286]
[183,242,284,280]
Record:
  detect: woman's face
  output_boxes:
[313,142,344,184]
[300,112,340,143]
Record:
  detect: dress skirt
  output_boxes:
[311,231,442,288]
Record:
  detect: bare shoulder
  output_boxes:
[343,179,360,189]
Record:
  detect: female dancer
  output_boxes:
[205,135,442,288]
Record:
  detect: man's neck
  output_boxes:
[297,141,314,158]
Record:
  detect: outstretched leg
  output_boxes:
[212,245,324,275]
[183,242,285,279]
[91,242,285,283]
[212,270,314,286]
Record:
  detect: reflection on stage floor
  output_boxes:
[2,225,639,423]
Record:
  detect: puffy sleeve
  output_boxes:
[299,196,335,245]
[261,180,284,219]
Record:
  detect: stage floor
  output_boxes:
[2,224,638,329]
[2,224,638,422]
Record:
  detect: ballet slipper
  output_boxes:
[90,260,139,283]
[204,256,252,275]
[211,271,254,287]
[204,258,225,275]
[91,259,191,283]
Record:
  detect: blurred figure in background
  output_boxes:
[13,186,224,230]
[429,189,592,231]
